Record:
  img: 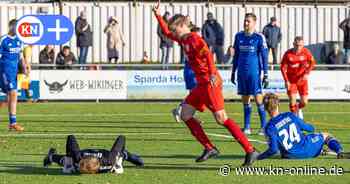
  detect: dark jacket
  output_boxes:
[202,20,224,46]
[339,18,350,49]
[262,23,282,48]
[55,51,77,70]
[39,48,55,64]
[75,17,93,47]
[327,51,346,65]
[157,24,173,48]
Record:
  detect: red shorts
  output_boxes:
[287,80,308,96]
[184,83,225,113]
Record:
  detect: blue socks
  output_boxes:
[327,138,343,154]
[9,114,16,125]
[257,104,267,128]
[243,104,252,130]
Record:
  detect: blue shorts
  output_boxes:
[0,63,18,93]
[183,63,196,90]
[237,73,262,96]
[302,134,325,158]
[283,134,325,159]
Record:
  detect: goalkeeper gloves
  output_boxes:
[262,74,269,88]
[231,72,236,85]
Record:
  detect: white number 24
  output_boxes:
[278,123,301,150]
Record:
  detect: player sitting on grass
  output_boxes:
[258,93,349,160]
[43,135,144,174]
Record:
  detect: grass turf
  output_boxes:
[0,102,349,184]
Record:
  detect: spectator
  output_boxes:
[75,11,92,68]
[39,45,55,69]
[262,17,282,65]
[157,11,173,69]
[56,46,77,70]
[104,16,125,64]
[339,17,350,63]
[326,44,346,69]
[142,51,150,64]
[223,46,234,64]
[202,12,225,64]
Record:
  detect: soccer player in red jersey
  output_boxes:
[281,36,316,119]
[153,2,258,166]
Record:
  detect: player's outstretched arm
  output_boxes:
[152,2,179,43]
[258,130,279,160]
[293,115,315,133]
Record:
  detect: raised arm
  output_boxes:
[153,6,180,43]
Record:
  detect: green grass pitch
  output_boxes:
[0,102,349,184]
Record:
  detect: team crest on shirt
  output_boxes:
[299,56,305,60]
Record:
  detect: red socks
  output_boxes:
[298,102,305,109]
[223,118,254,153]
[185,118,214,150]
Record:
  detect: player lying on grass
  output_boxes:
[43,135,144,174]
[258,93,349,160]
[154,1,259,166]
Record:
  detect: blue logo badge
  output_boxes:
[16,15,74,45]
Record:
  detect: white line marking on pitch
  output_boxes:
[0,131,268,145]
[207,133,268,144]
[0,132,171,137]
[0,111,347,118]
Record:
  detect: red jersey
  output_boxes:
[155,14,220,85]
[280,47,316,83]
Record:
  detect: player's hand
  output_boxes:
[262,74,269,88]
[210,74,217,87]
[285,81,290,90]
[230,72,236,85]
[152,0,161,15]
[302,74,308,81]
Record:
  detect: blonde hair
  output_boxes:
[263,93,280,113]
[168,14,191,31]
[79,156,100,174]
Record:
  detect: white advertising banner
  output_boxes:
[40,70,127,100]
[37,70,350,100]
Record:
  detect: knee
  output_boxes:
[180,109,192,122]
[214,112,227,125]
[322,132,331,141]
[301,100,308,106]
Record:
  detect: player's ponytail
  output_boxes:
[79,156,100,174]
